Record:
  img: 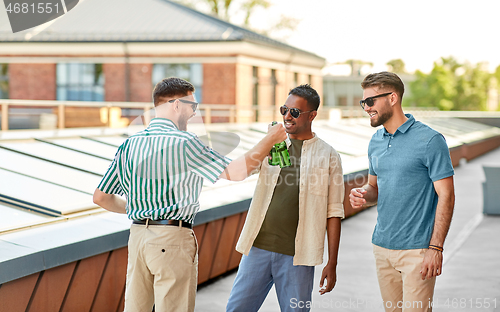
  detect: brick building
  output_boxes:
[0,0,325,124]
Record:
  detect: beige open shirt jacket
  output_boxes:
[236,134,345,266]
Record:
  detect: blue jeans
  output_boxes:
[226,247,315,312]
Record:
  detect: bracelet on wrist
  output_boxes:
[428,245,444,252]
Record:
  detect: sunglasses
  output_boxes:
[280,105,314,119]
[169,98,199,112]
[359,92,393,109]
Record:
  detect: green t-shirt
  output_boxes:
[253,138,303,256]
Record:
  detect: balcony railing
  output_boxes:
[0,99,333,130]
[3,99,498,131]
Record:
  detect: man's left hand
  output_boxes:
[319,262,337,295]
[420,249,443,280]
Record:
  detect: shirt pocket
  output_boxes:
[308,167,329,196]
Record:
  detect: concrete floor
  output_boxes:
[195,147,500,312]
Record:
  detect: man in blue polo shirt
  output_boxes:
[350,72,455,312]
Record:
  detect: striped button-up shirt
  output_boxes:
[97,118,231,223]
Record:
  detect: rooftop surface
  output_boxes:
[1,116,498,231]
[195,146,500,312]
[1,116,499,293]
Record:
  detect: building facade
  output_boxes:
[0,0,325,126]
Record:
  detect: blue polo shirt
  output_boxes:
[368,114,454,250]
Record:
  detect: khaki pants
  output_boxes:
[124,223,198,312]
[373,244,436,312]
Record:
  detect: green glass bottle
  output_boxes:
[269,146,281,166]
[268,121,291,168]
[276,141,291,168]
[268,122,281,166]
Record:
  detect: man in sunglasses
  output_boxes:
[350,72,455,311]
[227,84,344,312]
[93,77,287,312]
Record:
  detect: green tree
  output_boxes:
[175,0,298,39]
[495,65,500,83]
[240,0,270,26]
[454,62,490,111]
[494,65,500,111]
[408,57,491,111]
[258,14,300,40]
[386,59,407,74]
[0,64,8,99]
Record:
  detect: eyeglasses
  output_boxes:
[280,105,314,119]
[359,92,393,109]
[169,98,199,112]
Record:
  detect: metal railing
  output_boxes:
[5,99,497,131]
[0,100,238,130]
[0,99,154,131]
[0,99,334,131]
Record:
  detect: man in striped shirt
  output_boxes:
[93,77,286,312]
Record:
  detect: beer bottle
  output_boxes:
[268,121,291,168]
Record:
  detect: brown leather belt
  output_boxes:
[132,219,192,229]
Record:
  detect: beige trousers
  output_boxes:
[124,223,198,312]
[373,244,436,312]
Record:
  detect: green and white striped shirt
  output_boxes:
[98,118,231,223]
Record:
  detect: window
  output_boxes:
[57,63,104,101]
[0,64,8,99]
[308,75,312,86]
[293,72,298,87]
[271,69,277,106]
[152,64,203,102]
[252,66,259,106]
[252,66,259,121]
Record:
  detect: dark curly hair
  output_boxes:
[289,84,320,111]
[152,77,195,106]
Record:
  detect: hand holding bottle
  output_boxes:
[266,121,287,145]
[268,121,290,168]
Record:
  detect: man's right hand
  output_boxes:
[267,122,287,145]
[349,188,367,209]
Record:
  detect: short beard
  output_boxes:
[370,109,393,127]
